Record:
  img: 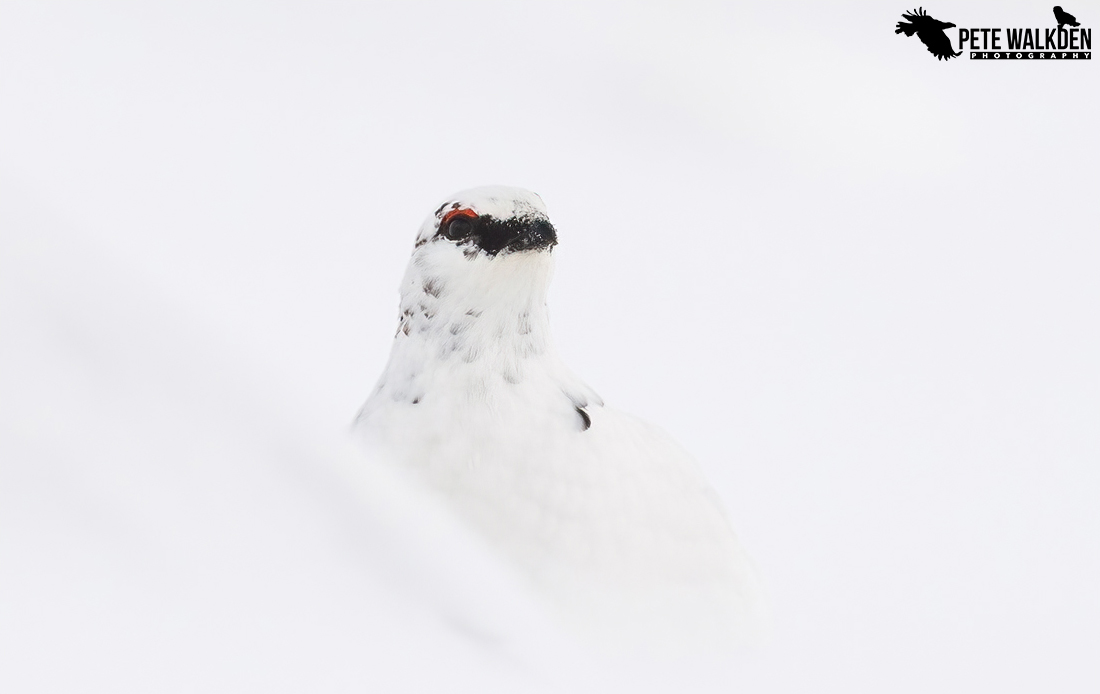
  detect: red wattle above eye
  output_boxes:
[441,208,478,226]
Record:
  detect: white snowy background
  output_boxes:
[2,1,1097,692]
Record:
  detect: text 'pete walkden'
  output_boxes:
[961,26,1091,60]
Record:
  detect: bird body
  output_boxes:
[356,187,764,643]
[896,7,961,60]
[1053,6,1080,28]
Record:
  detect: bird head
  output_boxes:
[414,186,557,257]
[400,186,558,314]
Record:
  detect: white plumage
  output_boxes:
[356,186,765,644]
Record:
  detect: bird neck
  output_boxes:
[372,251,559,406]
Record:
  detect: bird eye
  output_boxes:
[440,208,478,241]
[444,217,473,240]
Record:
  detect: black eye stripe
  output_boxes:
[434,215,557,256]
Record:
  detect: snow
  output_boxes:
[2,1,1097,692]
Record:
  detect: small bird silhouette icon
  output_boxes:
[1053,6,1080,29]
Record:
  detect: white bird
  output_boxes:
[355,186,765,646]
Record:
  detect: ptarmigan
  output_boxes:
[355,186,764,645]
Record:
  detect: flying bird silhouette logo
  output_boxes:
[1053,6,1080,28]
[896,7,962,60]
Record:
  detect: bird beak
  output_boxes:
[465,215,559,256]
[497,217,558,255]
[508,218,558,253]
